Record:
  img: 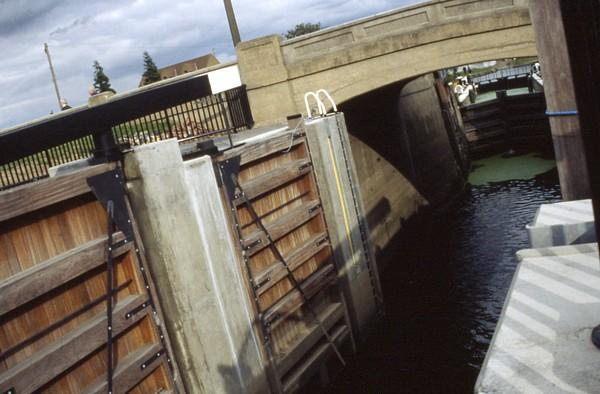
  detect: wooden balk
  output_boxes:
[243,200,322,256]
[83,343,165,394]
[276,302,345,376]
[0,295,149,393]
[282,325,349,393]
[262,263,336,328]
[233,158,312,206]
[218,131,305,166]
[0,163,115,222]
[0,232,129,316]
[254,232,329,296]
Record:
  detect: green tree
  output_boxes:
[142,51,161,85]
[284,22,321,39]
[92,60,115,93]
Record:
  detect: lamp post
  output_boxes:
[44,43,63,110]
[223,0,241,47]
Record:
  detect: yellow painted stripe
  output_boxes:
[326,137,357,268]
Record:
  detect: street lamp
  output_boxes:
[223,0,241,47]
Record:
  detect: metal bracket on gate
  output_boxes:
[86,168,134,241]
[263,312,281,328]
[254,276,271,290]
[244,239,262,251]
[298,162,312,172]
[141,349,165,370]
[316,235,329,247]
[218,156,241,201]
[308,203,321,214]
[125,300,151,319]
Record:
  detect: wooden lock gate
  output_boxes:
[214,130,355,393]
[0,163,181,394]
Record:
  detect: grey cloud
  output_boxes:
[50,15,93,36]
[0,0,59,34]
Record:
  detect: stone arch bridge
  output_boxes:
[236,0,535,125]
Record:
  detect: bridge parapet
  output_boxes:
[280,0,530,69]
[237,0,534,126]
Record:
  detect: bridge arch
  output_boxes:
[237,0,535,124]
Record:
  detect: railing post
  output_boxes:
[239,85,254,129]
[91,128,122,163]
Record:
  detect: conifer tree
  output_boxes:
[284,22,321,39]
[142,51,161,85]
[92,60,115,93]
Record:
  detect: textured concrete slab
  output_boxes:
[527,200,595,248]
[476,243,600,393]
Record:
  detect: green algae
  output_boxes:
[468,152,556,185]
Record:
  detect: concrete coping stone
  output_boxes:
[528,199,593,227]
[525,199,595,248]
[516,242,598,262]
[476,242,600,393]
[178,123,290,157]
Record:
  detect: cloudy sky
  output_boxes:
[0,0,420,130]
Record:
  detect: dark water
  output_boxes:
[323,156,561,393]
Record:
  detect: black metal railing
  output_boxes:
[472,65,532,84]
[112,86,252,146]
[0,81,253,191]
[0,135,96,190]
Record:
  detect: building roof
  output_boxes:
[140,54,219,86]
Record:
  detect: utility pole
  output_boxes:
[223,0,241,47]
[44,43,62,109]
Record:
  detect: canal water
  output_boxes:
[322,149,561,393]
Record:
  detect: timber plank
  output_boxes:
[83,343,165,394]
[276,302,345,376]
[218,132,305,166]
[234,158,312,206]
[282,325,349,393]
[262,264,336,327]
[243,200,322,256]
[0,232,129,316]
[0,295,148,393]
[0,163,115,222]
[255,232,329,296]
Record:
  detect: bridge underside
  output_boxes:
[337,74,468,256]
